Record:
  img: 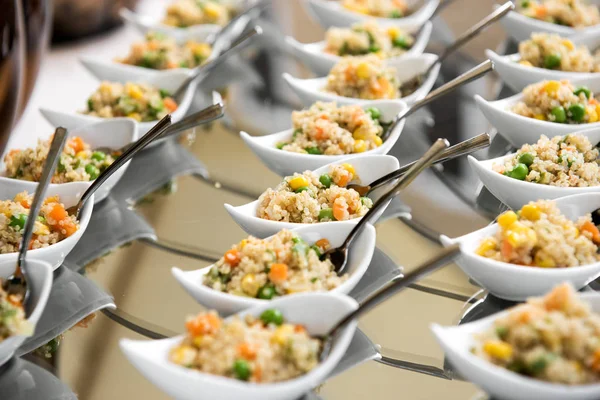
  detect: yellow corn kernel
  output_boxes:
[75,151,89,159]
[544,80,561,95]
[562,39,575,50]
[534,114,546,120]
[387,27,401,39]
[506,223,537,247]
[126,84,144,100]
[344,4,369,14]
[596,104,600,117]
[534,252,556,268]
[203,3,222,18]
[476,238,497,256]
[271,325,295,345]
[288,175,309,190]
[520,204,541,221]
[353,139,367,153]
[241,273,260,297]
[518,60,533,67]
[352,127,370,140]
[588,107,599,123]
[240,239,248,249]
[35,223,50,236]
[498,211,518,229]
[99,82,113,95]
[341,163,356,176]
[127,112,142,122]
[170,345,196,365]
[356,62,370,79]
[373,135,383,147]
[483,340,513,361]
[192,335,203,347]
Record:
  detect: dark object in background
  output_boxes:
[52,0,139,43]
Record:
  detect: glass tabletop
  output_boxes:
[3,0,542,399]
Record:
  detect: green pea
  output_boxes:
[496,326,509,340]
[260,308,284,326]
[568,103,586,122]
[319,174,332,188]
[294,186,309,193]
[318,208,334,221]
[87,98,94,111]
[257,285,276,299]
[528,354,556,375]
[85,164,99,180]
[276,142,285,150]
[574,86,592,99]
[57,160,66,173]
[179,61,189,68]
[550,106,566,123]
[508,163,529,180]
[233,359,251,381]
[392,36,410,49]
[366,107,381,120]
[91,151,106,161]
[517,152,534,166]
[9,214,27,229]
[543,53,561,69]
[36,216,45,223]
[521,0,530,7]
[310,245,322,257]
[159,89,170,98]
[389,10,403,18]
[292,128,302,139]
[305,147,322,155]
[291,236,306,245]
[368,45,380,53]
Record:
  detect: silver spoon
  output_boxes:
[3,127,69,316]
[319,243,461,361]
[323,138,449,275]
[381,59,494,143]
[348,133,491,196]
[399,1,514,95]
[209,0,269,55]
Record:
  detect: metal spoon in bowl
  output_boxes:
[380,59,494,143]
[319,243,461,361]
[348,133,491,197]
[209,0,269,55]
[2,127,69,316]
[399,1,514,95]
[323,138,449,276]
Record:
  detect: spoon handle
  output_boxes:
[157,98,225,140]
[210,1,268,52]
[368,133,491,193]
[19,127,69,268]
[339,138,449,251]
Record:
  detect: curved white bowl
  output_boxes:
[0,180,94,272]
[0,259,52,367]
[241,100,406,177]
[225,155,400,238]
[172,223,376,315]
[284,21,433,76]
[39,69,196,136]
[432,290,600,400]
[441,193,600,301]
[0,119,138,203]
[282,53,440,107]
[304,0,440,30]
[474,75,600,148]
[120,292,358,400]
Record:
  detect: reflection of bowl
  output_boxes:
[52,0,139,42]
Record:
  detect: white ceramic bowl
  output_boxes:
[225,154,400,238]
[441,193,600,301]
[0,259,53,367]
[0,119,138,204]
[431,290,600,400]
[474,75,600,148]
[282,53,440,107]
[241,101,406,177]
[0,180,94,272]
[120,292,358,400]
[304,0,440,30]
[39,69,196,136]
[172,222,376,315]
[499,2,600,43]
[284,22,432,76]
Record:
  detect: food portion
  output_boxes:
[512,80,598,124]
[0,283,31,341]
[277,102,386,155]
[170,309,321,383]
[493,134,600,187]
[518,33,600,72]
[82,81,178,122]
[257,163,373,223]
[0,192,79,254]
[4,136,116,183]
[324,21,414,58]
[163,0,233,27]
[204,230,346,298]
[342,0,410,18]
[476,200,600,268]
[325,55,400,100]
[474,284,600,384]
[118,32,212,69]
[517,0,600,28]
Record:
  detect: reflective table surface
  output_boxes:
[5,0,529,398]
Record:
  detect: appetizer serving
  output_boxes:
[493,134,600,186]
[163,0,233,27]
[0,282,30,341]
[277,102,386,155]
[474,283,600,384]
[204,230,345,298]
[512,80,598,124]
[257,163,373,223]
[4,136,117,183]
[117,32,212,70]
[342,0,410,18]
[517,0,600,28]
[518,33,600,72]
[82,82,178,122]
[170,309,321,382]
[476,200,600,268]
[0,192,79,254]
[324,21,414,58]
